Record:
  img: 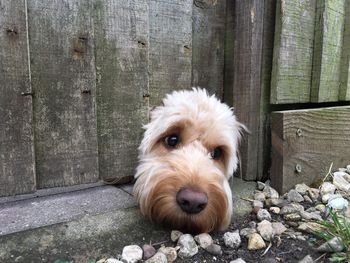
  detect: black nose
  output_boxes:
[176,188,208,214]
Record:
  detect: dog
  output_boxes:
[133,88,244,233]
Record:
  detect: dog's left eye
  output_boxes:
[211,147,223,160]
[164,134,179,148]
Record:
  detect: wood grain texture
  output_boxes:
[271,106,350,194]
[149,0,193,106]
[270,0,316,104]
[192,0,226,98]
[94,0,149,181]
[311,0,345,103]
[28,0,99,188]
[339,0,350,101]
[0,0,36,196]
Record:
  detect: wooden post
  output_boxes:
[0,0,36,196]
[339,0,350,101]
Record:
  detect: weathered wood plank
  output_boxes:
[271,106,350,194]
[339,0,350,101]
[311,0,345,103]
[149,0,193,106]
[94,0,149,182]
[0,0,36,196]
[192,0,226,98]
[227,0,274,180]
[270,0,316,104]
[28,0,99,188]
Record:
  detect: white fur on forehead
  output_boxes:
[139,88,242,177]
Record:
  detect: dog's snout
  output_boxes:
[176,188,208,214]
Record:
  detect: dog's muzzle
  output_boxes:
[176,187,208,214]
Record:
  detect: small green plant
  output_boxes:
[313,210,350,262]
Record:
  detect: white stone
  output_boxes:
[280,203,304,214]
[247,233,266,250]
[315,204,326,212]
[254,192,266,202]
[295,183,310,195]
[230,258,246,263]
[122,245,143,263]
[287,189,304,203]
[303,195,313,203]
[347,164,350,174]
[257,209,272,221]
[145,252,167,263]
[240,228,257,238]
[263,186,279,199]
[320,182,336,196]
[177,234,198,258]
[170,230,183,242]
[253,200,264,208]
[194,233,213,249]
[271,222,287,235]
[317,237,344,252]
[333,173,350,192]
[105,259,123,263]
[269,207,280,214]
[223,231,241,249]
[299,211,322,221]
[307,188,320,202]
[257,181,265,190]
[321,193,332,204]
[298,255,314,263]
[327,194,349,210]
[158,247,177,263]
[257,220,274,241]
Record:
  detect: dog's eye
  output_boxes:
[211,147,223,160]
[164,134,179,148]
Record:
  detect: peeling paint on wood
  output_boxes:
[94,0,149,181]
[0,0,36,196]
[28,0,99,188]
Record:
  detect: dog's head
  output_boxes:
[133,88,244,233]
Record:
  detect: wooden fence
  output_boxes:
[1,0,350,197]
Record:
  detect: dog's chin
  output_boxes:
[135,172,230,234]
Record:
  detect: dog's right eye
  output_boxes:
[164,134,179,148]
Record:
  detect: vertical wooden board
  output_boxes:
[271,107,350,194]
[231,0,264,180]
[339,0,350,101]
[311,0,345,103]
[0,0,36,196]
[94,0,149,181]
[192,0,226,98]
[149,0,193,106]
[28,0,99,188]
[270,0,316,104]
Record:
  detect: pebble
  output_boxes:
[327,195,349,210]
[271,222,287,235]
[269,207,280,214]
[247,233,266,250]
[240,227,257,238]
[287,189,304,203]
[143,244,156,260]
[253,200,264,209]
[204,244,222,256]
[265,198,285,208]
[257,220,274,241]
[285,221,299,227]
[315,204,326,212]
[257,209,272,221]
[158,247,177,263]
[145,252,167,263]
[298,222,325,234]
[343,173,350,182]
[333,172,350,191]
[223,231,241,249]
[194,233,213,249]
[248,221,257,228]
[283,213,301,221]
[299,211,322,221]
[321,193,333,204]
[317,236,344,252]
[254,192,266,202]
[122,245,143,263]
[307,188,320,202]
[257,181,265,190]
[170,230,183,242]
[320,182,336,196]
[347,164,350,173]
[177,234,198,258]
[280,203,304,214]
[230,258,246,263]
[105,259,123,263]
[295,183,310,195]
[298,255,314,263]
[303,195,313,203]
[263,186,279,199]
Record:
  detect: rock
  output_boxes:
[280,203,304,214]
[317,237,344,252]
[254,192,266,202]
[284,213,301,221]
[204,244,222,255]
[257,220,274,241]
[105,259,123,263]
[170,230,183,242]
[287,189,304,203]
[265,198,286,208]
[297,235,307,241]
[320,182,336,196]
[253,200,264,209]
[263,186,279,199]
[143,244,156,260]
[303,195,313,203]
[257,209,272,221]
[285,221,299,227]
[230,259,246,263]
[298,255,314,263]
[122,245,143,263]
[295,183,310,195]
[333,172,350,191]
[223,231,241,249]
[240,227,257,238]
[299,211,322,221]
[271,222,287,235]
[327,195,349,210]
[247,233,266,250]
[307,188,320,202]
[315,204,326,212]
[347,164,350,174]
[321,193,332,204]
[343,173,350,183]
[298,222,325,234]
[257,181,265,191]
[177,234,198,258]
[145,252,167,263]
[194,233,213,249]
[158,247,177,263]
[248,221,257,228]
[269,207,280,214]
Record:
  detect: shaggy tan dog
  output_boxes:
[133,88,243,233]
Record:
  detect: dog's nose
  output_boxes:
[176,188,208,214]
